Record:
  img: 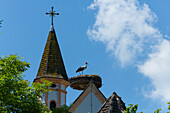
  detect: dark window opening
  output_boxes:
[51,84,56,88]
[50,101,56,111]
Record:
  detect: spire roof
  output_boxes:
[50,25,54,32]
[97,92,126,113]
[35,25,68,80]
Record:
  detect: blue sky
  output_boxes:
[0,0,170,112]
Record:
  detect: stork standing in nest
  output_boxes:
[76,62,88,75]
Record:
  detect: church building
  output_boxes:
[33,7,126,113]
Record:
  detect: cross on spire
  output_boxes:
[46,7,59,25]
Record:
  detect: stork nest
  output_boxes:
[69,74,102,90]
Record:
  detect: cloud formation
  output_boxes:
[138,40,170,102]
[87,0,170,106]
[87,0,161,67]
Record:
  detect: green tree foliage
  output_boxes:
[123,103,170,113]
[0,20,2,27]
[154,108,161,113]
[123,104,142,113]
[167,102,170,113]
[0,20,2,34]
[0,54,51,113]
[52,104,71,113]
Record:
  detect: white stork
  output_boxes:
[76,62,88,75]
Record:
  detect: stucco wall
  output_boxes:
[74,92,102,113]
[48,91,58,108]
[61,92,65,106]
[61,84,65,90]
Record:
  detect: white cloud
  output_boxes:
[87,0,170,109]
[87,0,161,67]
[138,40,170,102]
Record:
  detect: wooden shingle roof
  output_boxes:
[97,92,126,113]
[35,25,68,80]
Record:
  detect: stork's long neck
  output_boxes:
[85,64,87,69]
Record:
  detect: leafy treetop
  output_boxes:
[0,54,51,113]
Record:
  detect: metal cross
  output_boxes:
[46,7,59,25]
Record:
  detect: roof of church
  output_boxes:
[35,25,68,80]
[97,92,126,113]
[69,81,106,112]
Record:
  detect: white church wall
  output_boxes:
[61,84,65,90]
[61,92,65,106]
[56,83,59,89]
[74,91,102,113]
[48,91,58,108]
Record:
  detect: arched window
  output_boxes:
[50,101,56,111]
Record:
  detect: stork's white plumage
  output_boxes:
[76,62,88,75]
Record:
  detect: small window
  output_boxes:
[50,101,56,111]
[51,84,56,88]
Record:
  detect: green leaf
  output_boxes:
[154,108,161,113]
[0,54,50,112]
[0,60,3,64]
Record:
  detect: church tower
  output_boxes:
[33,7,69,110]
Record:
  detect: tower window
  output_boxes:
[50,101,56,111]
[51,84,56,88]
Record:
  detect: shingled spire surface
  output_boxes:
[97,92,126,113]
[35,25,68,80]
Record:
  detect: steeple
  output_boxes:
[35,26,68,80]
[34,7,69,109]
[35,7,68,80]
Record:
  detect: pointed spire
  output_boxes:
[97,92,126,113]
[34,7,68,81]
[50,25,54,32]
[35,26,68,80]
